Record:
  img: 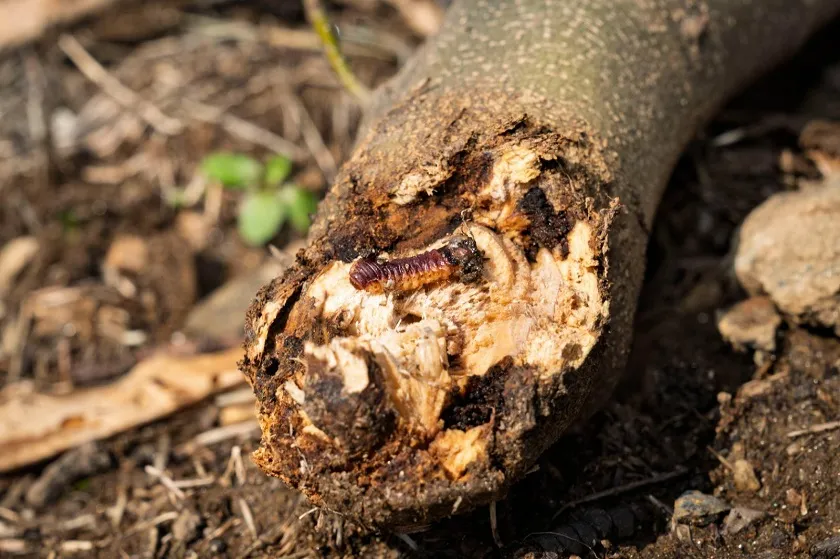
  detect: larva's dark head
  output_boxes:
[348,257,381,291]
[441,235,484,284]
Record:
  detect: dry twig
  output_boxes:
[238,498,259,541]
[182,98,304,159]
[787,420,840,438]
[124,511,179,537]
[707,445,735,470]
[183,420,260,451]
[286,93,337,182]
[551,468,689,520]
[394,533,418,551]
[60,541,94,553]
[489,501,502,547]
[144,465,186,500]
[58,34,183,135]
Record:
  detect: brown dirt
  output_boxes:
[1,3,839,558]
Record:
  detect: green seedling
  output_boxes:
[200,153,318,246]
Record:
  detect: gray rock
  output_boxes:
[672,490,730,526]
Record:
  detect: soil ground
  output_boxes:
[0,2,839,558]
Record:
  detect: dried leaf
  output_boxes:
[0,347,243,472]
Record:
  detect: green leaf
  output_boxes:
[280,186,318,235]
[263,155,293,187]
[238,191,286,246]
[200,153,263,189]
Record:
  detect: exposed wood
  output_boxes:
[240,0,840,529]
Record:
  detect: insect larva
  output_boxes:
[349,236,483,294]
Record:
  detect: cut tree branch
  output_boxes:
[241,0,840,530]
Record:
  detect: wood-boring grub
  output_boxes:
[242,93,619,529]
[348,234,484,294]
[239,0,840,531]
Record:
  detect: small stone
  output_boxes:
[734,187,840,334]
[786,488,801,506]
[672,491,730,526]
[737,374,786,402]
[722,507,766,535]
[786,440,804,456]
[794,534,810,553]
[673,523,692,542]
[733,459,761,493]
[717,296,781,352]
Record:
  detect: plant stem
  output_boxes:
[303,0,371,105]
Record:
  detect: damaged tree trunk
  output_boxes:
[241,0,840,530]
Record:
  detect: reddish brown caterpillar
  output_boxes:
[349,236,483,294]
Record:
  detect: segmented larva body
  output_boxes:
[350,251,452,293]
[349,236,482,294]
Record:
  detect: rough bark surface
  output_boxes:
[240,0,840,530]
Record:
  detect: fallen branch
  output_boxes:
[0,347,242,472]
[58,34,183,136]
[241,0,840,529]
